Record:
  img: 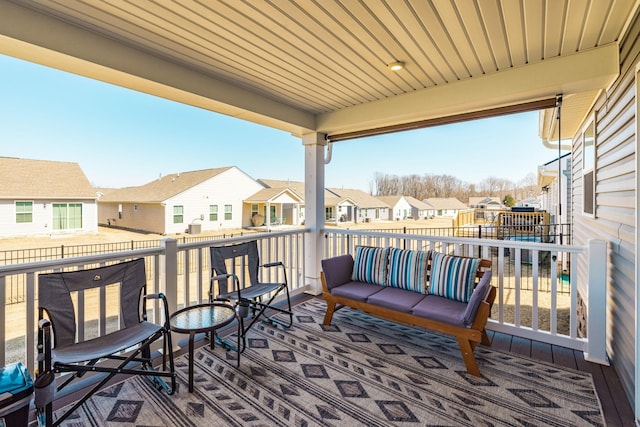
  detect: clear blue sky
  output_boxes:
[0,54,560,192]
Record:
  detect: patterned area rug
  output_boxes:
[55,299,604,426]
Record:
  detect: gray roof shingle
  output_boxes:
[0,157,95,199]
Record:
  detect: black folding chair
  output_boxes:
[35,258,176,427]
[209,240,293,352]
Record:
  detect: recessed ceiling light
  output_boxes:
[387,61,405,71]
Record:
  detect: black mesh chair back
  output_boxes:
[35,258,176,427]
[209,240,293,352]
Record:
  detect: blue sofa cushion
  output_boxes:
[430,252,480,303]
[366,287,427,312]
[351,246,389,286]
[386,248,431,293]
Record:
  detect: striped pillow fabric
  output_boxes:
[386,248,431,293]
[430,252,480,303]
[351,246,389,286]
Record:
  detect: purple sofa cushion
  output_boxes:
[331,282,384,302]
[366,287,427,312]
[411,295,468,327]
[321,255,355,290]
[462,271,492,325]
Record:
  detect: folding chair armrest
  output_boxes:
[210,273,241,301]
[38,318,51,329]
[261,261,284,269]
[37,318,53,374]
[144,293,171,328]
[259,262,288,286]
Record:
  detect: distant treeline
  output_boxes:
[370,172,539,203]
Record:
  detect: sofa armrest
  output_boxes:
[321,255,354,291]
[462,270,493,325]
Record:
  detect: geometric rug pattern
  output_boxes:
[55,298,605,426]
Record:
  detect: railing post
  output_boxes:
[584,239,609,365]
[163,238,178,315]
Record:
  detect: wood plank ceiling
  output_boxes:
[1,0,638,140]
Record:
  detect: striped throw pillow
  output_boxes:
[386,248,431,293]
[351,246,389,286]
[430,252,480,303]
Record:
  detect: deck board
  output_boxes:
[489,334,633,425]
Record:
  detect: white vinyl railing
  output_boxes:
[323,229,608,364]
[0,227,607,375]
[0,229,307,374]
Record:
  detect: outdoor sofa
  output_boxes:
[321,246,495,376]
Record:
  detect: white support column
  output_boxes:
[162,238,178,316]
[302,132,327,295]
[634,64,640,424]
[584,239,609,365]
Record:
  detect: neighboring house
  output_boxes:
[244,187,304,227]
[258,179,340,225]
[0,157,98,237]
[537,152,571,225]
[377,195,433,220]
[97,166,264,234]
[424,198,468,218]
[405,196,436,220]
[468,196,504,210]
[516,197,543,210]
[328,188,390,223]
[377,195,411,220]
[324,193,356,223]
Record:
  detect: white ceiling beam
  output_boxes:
[317,43,619,136]
[0,1,316,136]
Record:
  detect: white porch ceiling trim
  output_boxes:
[319,44,620,138]
[0,0,315,135]
[0,1,622,142]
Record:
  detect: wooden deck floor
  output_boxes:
[487,330,634,427]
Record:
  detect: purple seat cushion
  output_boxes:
[412,295,467,327]
[366,287,427,312]
[331,282,383,302]
[322,255,354,290]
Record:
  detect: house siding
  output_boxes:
[0,199,97,237]
[99,203,166,234]
[390,198,413,220]
[572,13,640,405]
[163,168,263,234]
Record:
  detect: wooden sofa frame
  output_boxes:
[321,252,495,377]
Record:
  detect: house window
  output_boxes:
[173,205,184,224]
[325,206,333,220]
[133,204,138,212]
[583,120,595,215]
[16,201,33,223]
[53,203,82,230]
[224,204,232,220]
[251,204,259,217]
[209,205,218,221]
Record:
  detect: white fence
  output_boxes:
[0,227,608,375]
[0,230,307,373]
[323,229,608,364]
